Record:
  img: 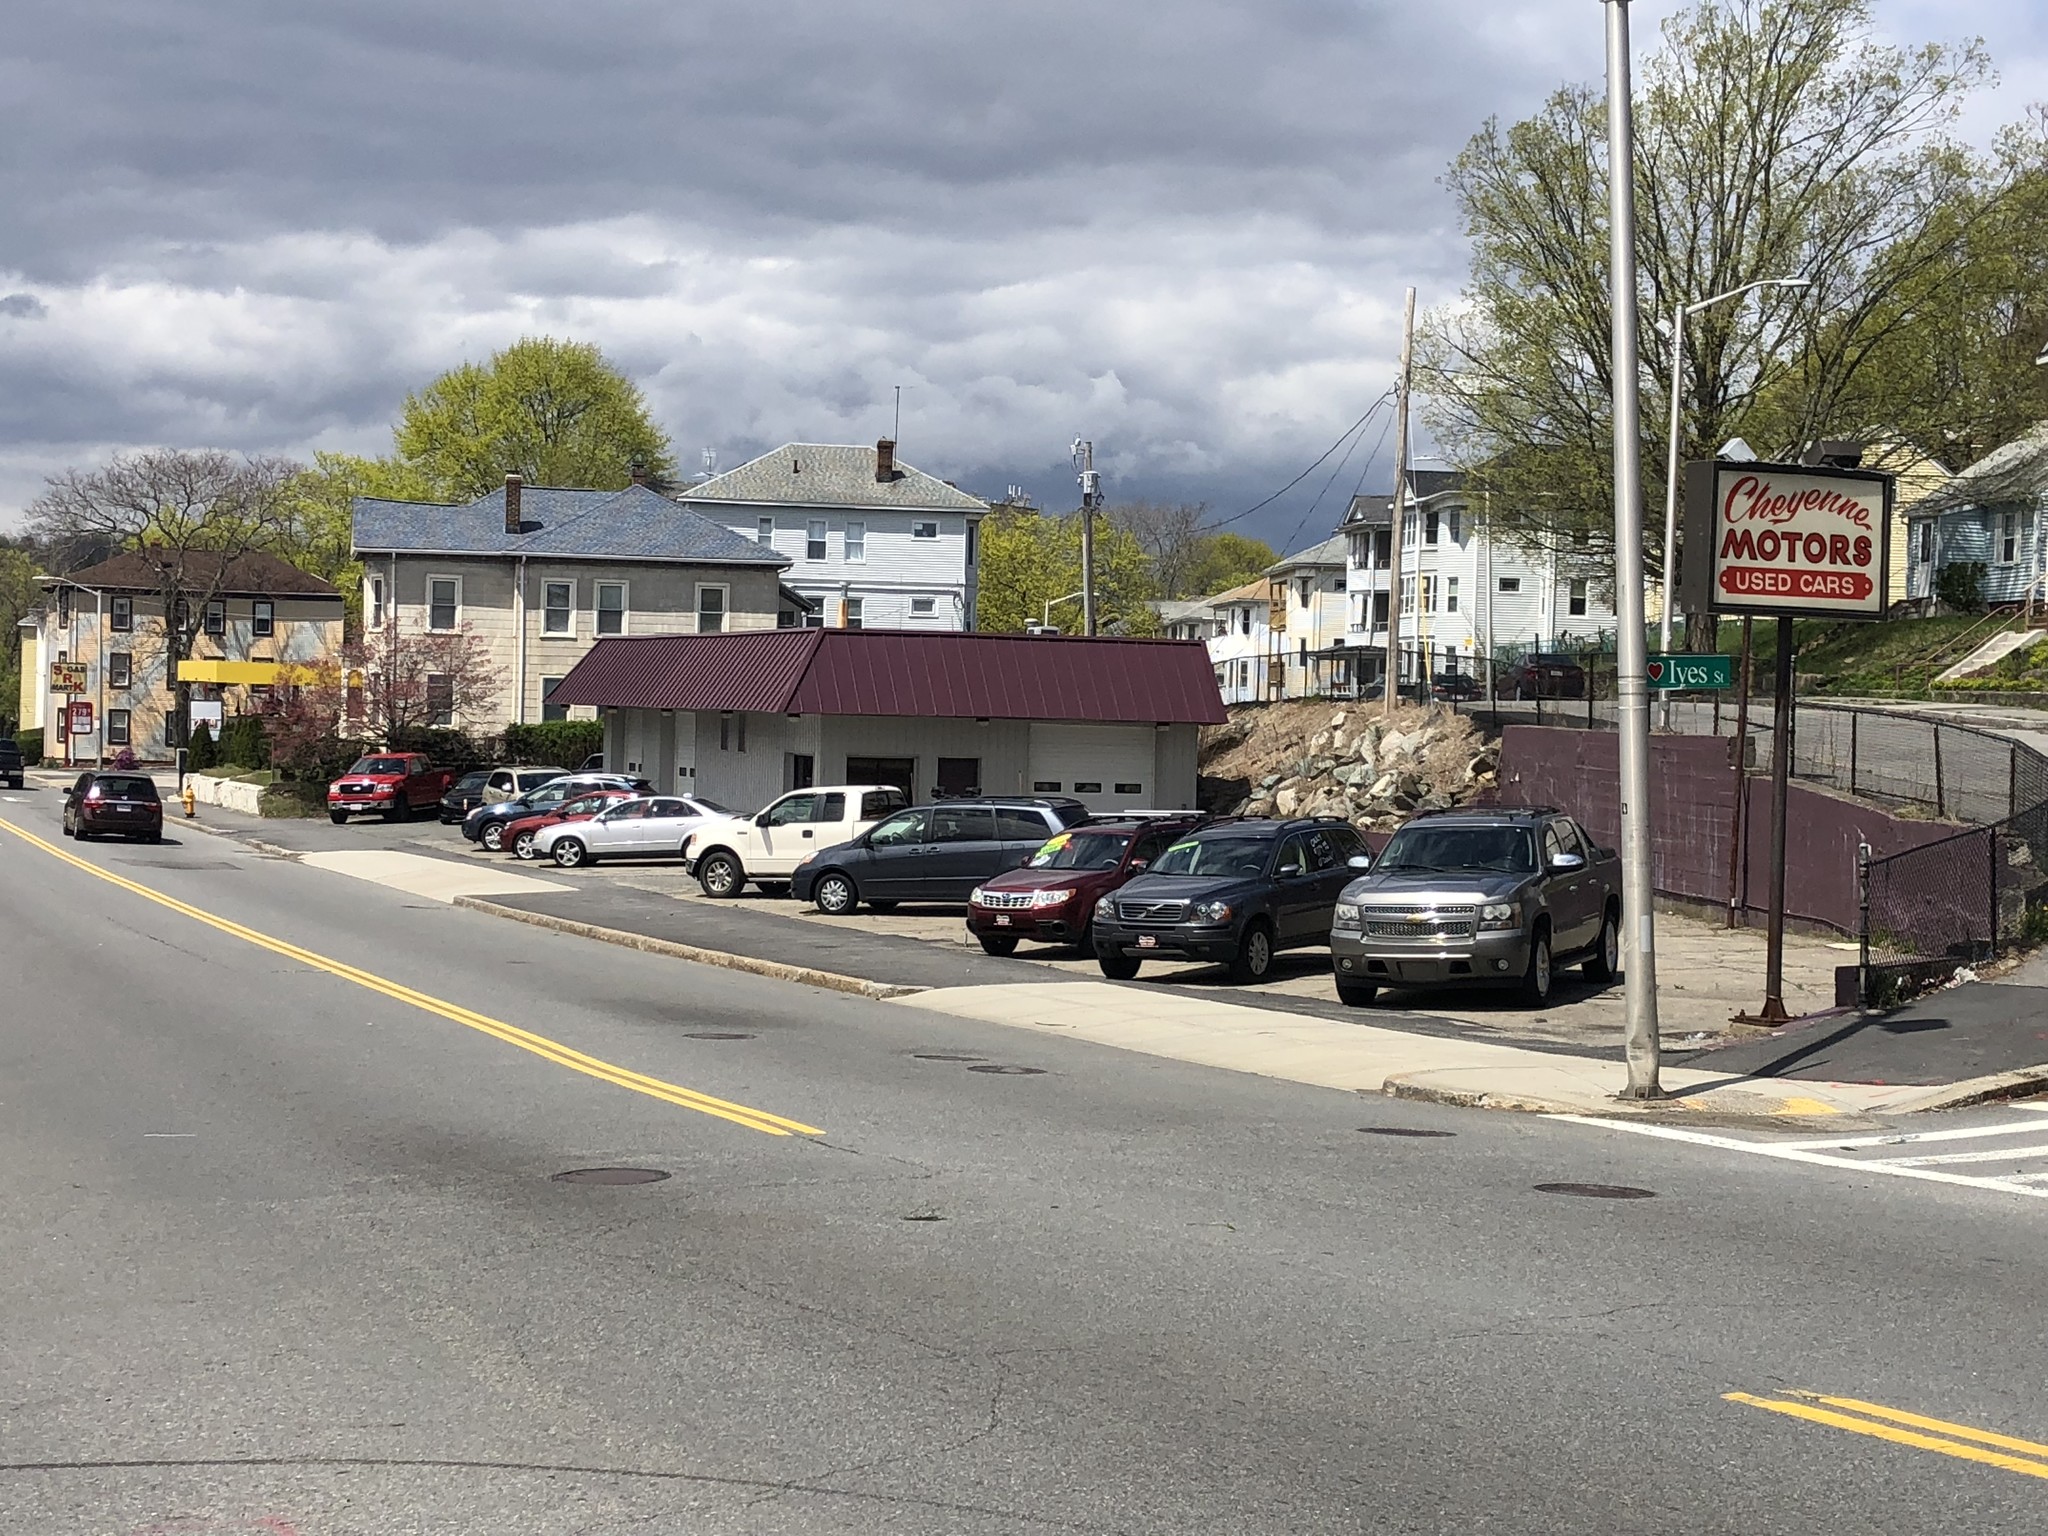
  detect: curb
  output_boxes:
[450,895,928,1001]
[1884,1065,2048,1113]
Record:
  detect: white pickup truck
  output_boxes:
[684,784,911,897]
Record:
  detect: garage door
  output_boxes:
[1027,724,1154,814]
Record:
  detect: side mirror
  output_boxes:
[1277,862,1304,879]
[1347,854,1373,870]
[1549,852,1587,874]
[755,811,774,828]
[1130,858,1149,871]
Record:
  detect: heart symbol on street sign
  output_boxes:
[1646,661,1665,683]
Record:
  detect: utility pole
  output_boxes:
[1381,286,1416,711]
[1603,0,1662,1098]
[1073,439,1100,636]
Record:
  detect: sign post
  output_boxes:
[1682,458,1892,1020]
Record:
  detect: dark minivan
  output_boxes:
[63,770,165,842]
[791,798,1091,915]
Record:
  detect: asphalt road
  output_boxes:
[8,781,2048,1533]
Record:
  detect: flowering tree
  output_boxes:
[261,621,500,772]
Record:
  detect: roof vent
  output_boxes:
[504,473,523,534]
[791,456,801,474]
[876,438,897,483]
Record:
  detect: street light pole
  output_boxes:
[1603,0,1661,1098]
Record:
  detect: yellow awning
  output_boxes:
[177,659,309,685]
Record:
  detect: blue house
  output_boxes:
[1905,425,2048,609]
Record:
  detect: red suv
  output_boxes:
[501,788,641,859]
[63,770,165,842]
[965,816,1205,956]
[1503,652,1588,700]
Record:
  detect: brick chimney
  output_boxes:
[875,438,897,483]
[629,457,648,487]
[504,473,523,534]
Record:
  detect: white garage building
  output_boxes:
[546,628,1226,813]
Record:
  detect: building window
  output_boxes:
[844,519,865,562]
[426,673,454,727]
[1569,579,1589,616]
[108,652,132,688]
[110,596,133,632]
[757,516,774,547]
[368,577,385,629]
[249,684,271,707]
[719,714,730,750]
[803,611,825,628]
[697,584,727,633]
[1420,575,1435,612]
[1499,576,1521,593]
[252,599,274,636]
[173,596,191,631]
[966,521,979,564]
[1237,608,1251,635]
[1446,577,1460,614]
[428,576,459,631]
[843,597,864,630]
[594,582,626,636]
[541,677,567,723]
[1918,523,1935,562]
[543,581,573,634]
[2001,511,2019,565]
[1571,526,1590,547]
[913,520,939,540]
[1448,512,1463,543]
[107,709,131,746]
[807,518,827,560]
[1298,577,1313,605]
[1403,519,1416,549]
[910,596,936,616]
[1425,510,1439,545]
[204,600,226,636]
[1237,660,1249,688]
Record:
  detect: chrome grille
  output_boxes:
[1116,899,1188,924]
[1364,918,1475,940]
[979,891,1035,910]
[1360,903,1477,917]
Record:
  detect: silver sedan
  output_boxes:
[528,795,735,869]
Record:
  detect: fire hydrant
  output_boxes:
[182,783,196,819]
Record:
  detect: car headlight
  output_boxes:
[968,886,985,905]
[797,851,817,866]
[1031,888,1075,908]
[1333,901,1361,926]
[1192,899,1233,922]
[1479,901,1519,931]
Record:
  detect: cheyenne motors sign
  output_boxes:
[1681,459,1893,621]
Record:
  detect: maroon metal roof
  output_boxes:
[547,629,1227,723]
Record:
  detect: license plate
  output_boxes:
[994,915,1011,926]
[1137,934,1158,948]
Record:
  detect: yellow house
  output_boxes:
[32,550,344,763]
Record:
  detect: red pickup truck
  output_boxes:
[328,753,458,823]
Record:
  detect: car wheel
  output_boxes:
[1097,953,1142,981]
[1583,905,1620,983]
[479,822,507,852]
[868,900,899,913]
[1336,978,1378,1007]
[813,872,857,915]
[1227,922,1275,985]
[978,934,1019,957]
[697,851,743,898]
[512,829,539,860]
[551,837,589,869]
[1519,923,1553,1007]
[330,811,348,825]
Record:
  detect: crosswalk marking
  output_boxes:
[1777,1107,2048,1152]
[1893,1141,2048,1167]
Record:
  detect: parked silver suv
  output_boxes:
[1328,807,1620,1008]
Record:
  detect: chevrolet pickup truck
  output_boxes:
[1328,806,1620,1008]
[327,752,458,823]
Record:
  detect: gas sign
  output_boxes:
[49,661,88,692]
[1680,460,1893,622]
[68,701,94,737]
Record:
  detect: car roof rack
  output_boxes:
[1404,803,1558,820]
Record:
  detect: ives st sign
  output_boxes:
[1646,654,1733,690]
[1680,460,1893,622]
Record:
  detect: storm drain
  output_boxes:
[684,1031,754,1040]
[912,1053,986,1062]
[552,1168,671,1186]
[901,1212,946,1222]
[967,1065,1046,1076]
[1357,1127,1456,1139]
[1535,1182,1656,1200]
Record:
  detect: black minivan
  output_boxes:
[791,797,1090,914]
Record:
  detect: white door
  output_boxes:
[1027,724,1155,813]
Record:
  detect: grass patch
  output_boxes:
[1709,612,2017,696]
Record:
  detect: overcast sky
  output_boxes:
[1,0,2039,552]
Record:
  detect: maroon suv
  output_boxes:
[63,770,165,842]
[965,816,1204,956]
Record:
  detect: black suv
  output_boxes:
[0,739,22,790]
[1090,817,1374,983]
[791,797,1091,914]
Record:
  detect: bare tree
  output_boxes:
[1109,501,1209,599]
[27,450,302,745]
[348,622,502,744]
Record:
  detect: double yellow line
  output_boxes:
[1728,1390,2048,1481]
[0,817,820,1137]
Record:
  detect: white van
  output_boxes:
[684,784,911,897]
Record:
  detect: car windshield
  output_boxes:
[454,771,491,791]
[348,757,408,775]
[1149,834,1274,877]
[1376,824,1537,874]
[95,775,158,799]
[1030,830,1131,870]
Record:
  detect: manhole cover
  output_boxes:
[684,1031,754,1040]
[912,1052,986,1062]
[1357,1127,1456,1138]
[552,1167,671,1186]
[1535,1182,1656,1200]
[967,1064,1046,1075]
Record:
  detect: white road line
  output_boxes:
[1777,1119,2048,1151]
[1546,1115,2048,1199]
[1891,1141,2048,1168]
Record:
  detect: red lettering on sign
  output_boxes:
[1717,566,1874,602]
[1721,474,1875,530]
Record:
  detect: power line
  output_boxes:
[1273,400,1392,561]
[1200,391,1395,533]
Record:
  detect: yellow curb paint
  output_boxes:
[1775,1097,1842,1117]
[1725,1392,2048,1482]
[0,817,820,1138]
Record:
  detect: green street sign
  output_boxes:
[1647,653,1735,690]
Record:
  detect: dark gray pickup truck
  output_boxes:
[1327,806,1621,1007]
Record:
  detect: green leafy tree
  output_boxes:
[1420,0,2015,594]
[1185,532,1279,598]
[393,337,675,499]
[275,452,433,630]
[976,507,1159,635]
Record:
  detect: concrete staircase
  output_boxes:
[1934,627,2048,683]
